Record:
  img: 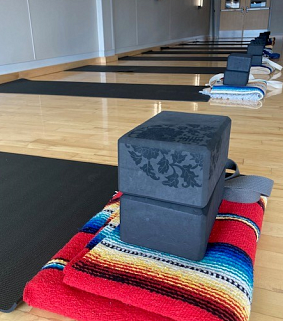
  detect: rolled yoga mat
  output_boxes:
[0,79,210,102]
[119,56,228,62]
[68,65,226,74]
[143,50,247,55]
[0,152,118,312]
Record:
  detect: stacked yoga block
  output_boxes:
[223,31,272,85]
[247,31,272,65]
[248,42,265,65]
[259,31,271,45]
[118,111,231,261]
[224,53,252,86]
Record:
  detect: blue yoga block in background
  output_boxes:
[118,111,231,208]
[120,169,225,261]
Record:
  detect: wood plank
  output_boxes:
[252,288,283,319]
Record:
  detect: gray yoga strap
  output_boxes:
[224,159,274,203]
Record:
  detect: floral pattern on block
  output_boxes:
[127,123,222,180]
[127,123,217,145]
[126,144,203,188]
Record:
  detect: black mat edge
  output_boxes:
[143,50,246,55]
[67,65,226,74]
[0,79,210,102]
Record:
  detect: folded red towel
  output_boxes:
[24,193,266,321]
[24,193,171,321]
[63,198,266,321]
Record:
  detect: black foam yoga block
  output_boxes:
[120,169,225,261]
[118,111,231,208]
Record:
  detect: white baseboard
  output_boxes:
[0,51,101,75]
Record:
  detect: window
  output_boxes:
[225,0,240,9]
[250,1,267,8]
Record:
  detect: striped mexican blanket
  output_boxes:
[209,99,263,109]
[24,193,168,321]
[201,81,267,102]
[24,193,266,321]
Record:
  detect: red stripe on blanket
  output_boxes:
[24,232,175,321]
[219,200,264,229]
[209,220,258,262]
[63,266,224,321]
[74,256,243,321]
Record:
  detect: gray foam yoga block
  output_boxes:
[248,44,265,56]
[120,169,225,261]
[252,38,266,46]
[247,44,264,66]
[223,53,252,86]
[224,70,250,86]
[259,32,270,44]
[226,53,252,73]
[251,55,263,66]
[118,111,231,208]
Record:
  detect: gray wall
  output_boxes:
[137,0,171,45]
[29,0,99,60]
[170,0,210,39]
[0,0,210,75]
[113,0,211,53]
[0,0,100,74]
[0,0,34,66]
[113,0,137,49]
[270,0,283,35]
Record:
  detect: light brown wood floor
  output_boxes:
[1,40,283,321]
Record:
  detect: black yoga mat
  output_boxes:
[0,79,209,102]
[143,50,246,55]
[161,46,247,50]
[0,152,118,312]
[119,56,228,62]
[183,41,251,44]
[68,65,226,74]
[182,42,250,44]
[178,44,249,47]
